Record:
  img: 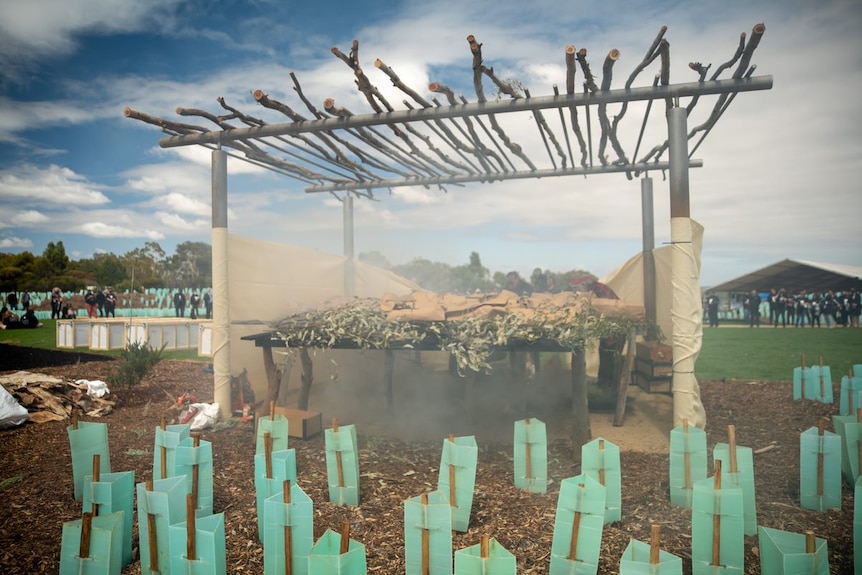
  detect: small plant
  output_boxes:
[107,342,165,389]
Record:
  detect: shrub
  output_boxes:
[107,342,165,389]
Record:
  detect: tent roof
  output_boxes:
[708,259,862,294]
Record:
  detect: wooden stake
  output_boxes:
[712,460,722,567]
[819,356,825,399]
[146,480,159,573]
[72,410,78,430]
[568,485,584,561]
[728,425,738,474]
[79,512,93,559]
[817,419,825,497]
[191,432,200,509]
[801,354,806,399]
[186,494,196,561]
[270,400,275,421]
[264,432,273,480]
[448,434,456,508]
[160,416,167,480]
[598,439,606,486]
[850,368,855,415]
[524,418,532,481]
[339,521,350,554]
[91,454,100,516]
[333,418,344,488]
[649,524,661,565]
[283,480,292,575]
[421,493,429,575]
[683,418,692,491]
[480,534,490,559]
[805,531,815,554]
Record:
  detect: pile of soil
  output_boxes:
[0,344,853,574]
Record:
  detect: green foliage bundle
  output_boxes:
[107,342,165,389]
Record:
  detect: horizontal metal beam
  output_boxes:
[158,76,772,149]
[304,160,703,193]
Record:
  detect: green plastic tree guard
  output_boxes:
[514,418,548,494]
[153,423,190,480]
[855,477,861,575]
[854,364,862,377]
[691,470,744,575]
[757,526,829,575]
[799,426,842,511]
[669,421,707,508]
[549,474,606,575]
[843,418,862,483]
[255,448,297,542]
[454,536,516,575]
[168,509,226,575]
[307,528,367,575]
[437,435,478,533]
[404,490,453,575]
[256,415,289,454]
[831,414,859,484]
[263,481,313,575]
[793,365,832,403]
[175,436,214,517]
[83,471,134,567]
[619,532,682,575]
[581,437,621,523]
[326,423,360,505]
[136,475,188,575]
[59,512,124,575]
[713,442,757,536]
[839,375,862,416]
[67,421,111,501]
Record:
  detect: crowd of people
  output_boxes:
[704,287,861,328]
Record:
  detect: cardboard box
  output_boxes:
[636,358,673,378]
[636,341,673,363]
[271,407,323,439]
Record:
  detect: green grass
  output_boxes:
[696,326,862,383]
[0,319,206,363]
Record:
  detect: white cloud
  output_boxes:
[0,164,110,206]
[11,210,50,226]
[79,221,165,240]
[0,237,34,249]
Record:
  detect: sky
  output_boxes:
[1,0,860,288]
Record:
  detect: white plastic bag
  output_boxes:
[189,402,220,431]
[75,379,110,398]
[0,385,29,429]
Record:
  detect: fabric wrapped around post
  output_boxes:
[175,436,214,517]
[136,476,188,575]
[255,449,297,542]
[404,490,452,575]
[437,435,478,533]
[325,423,360,506]
[713,443,757,536]
[514,418,548,494]
[263,482,313,575]
[83,471,134,567]
[799,426,842,511]
[307,528,367,575]
[59,512,124,575]
[454,536,516,575]
[757,526,829,575]
[67,421,111,501]
[669,422,707,508]
[549,474,606,575]
[153,423,190,480]
[581,437,621,524]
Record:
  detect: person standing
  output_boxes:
[6,292,18,311]
[810,295,822,328]
[766,288,777,325]
[848,287,861,328]
[747,290,761,327]
[20,291,30,312]
[706,293,720,328]
[105,289,117,317]
[84,289,98,318]
[774,290,787,328]
[51,288,63,319]
[204,288,213,319]
[95,288,106,317]
[795,293,808,328]
[174,290,186,317]
[189,291,200,319]
[823,291,837,328]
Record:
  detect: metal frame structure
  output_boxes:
[125,25,771,428]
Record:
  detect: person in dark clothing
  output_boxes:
[706,293,720,328]
[21,291,30,312]
[6,292,18,310]
[105,290,117,317]
[773,290,787,328]
[189,291,200,320]
[174,290,186,317]
[849,287,861,328]
[95,289,106,317]
[203,289,213,319]
[747,290,761,327]
[785,293,796,327]
[810,297,822,328]
[51,287,63,320]
[766,288,777,325]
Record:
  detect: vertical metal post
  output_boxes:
[211,149,232,418]
[641,176,657,334]
[343,195,355,298]
[668,108,690,219]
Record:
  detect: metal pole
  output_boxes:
[211,149,232,418]
[641,176,657,333]
[343,195,355,298]
[668,108,690,218]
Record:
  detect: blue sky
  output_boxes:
[1,0,860,287]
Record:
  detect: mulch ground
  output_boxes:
[0,343,854,574]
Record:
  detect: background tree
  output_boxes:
[166,241,212,288]
[449,251,494,294]
[42,241,69,276]
[121,242,166,291]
